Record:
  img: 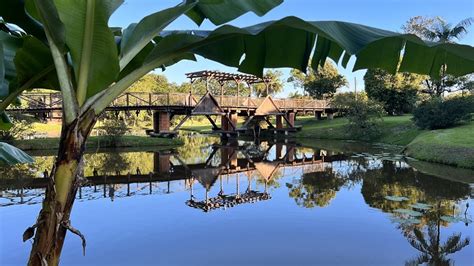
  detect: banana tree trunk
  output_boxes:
[28,111,96,266]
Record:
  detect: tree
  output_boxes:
[403,16,474,96]
[1,1,474,265]
[289,62,347,99]
[127,73,178,93]
[364,68,424,115]
[253,70,284,97]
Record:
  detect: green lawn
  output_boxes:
[296,115,421,146]
[405,122,474,168]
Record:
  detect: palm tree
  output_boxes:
[419,17,474,96]
[422,17,473,43]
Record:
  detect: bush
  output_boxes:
[413,96,473,129]
[342,97,386,140]
[96,118,129,146]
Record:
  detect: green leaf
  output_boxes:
[119,2,197,70]
[13,36,58,90]
[186,0,283,26]
[26,0,66,52]
[394,209,423,217]
[0,0,46,41]
[143,17,474,79]
[410,203,432,210]
[385,195,409,202]
[0,42,4,89]
[0,32,24,98]
[54,0,122,102]
[0,112,12,130]
[0,142,33,164]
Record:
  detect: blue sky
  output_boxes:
[110,0,474,96]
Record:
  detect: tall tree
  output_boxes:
[1,1,474,265]
[127,73,178,93]
[364,68,425,115]
[403,16,474,96]
[253,69,284,97]
[289,62,347,99]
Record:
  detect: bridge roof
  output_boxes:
[185,70,271,84]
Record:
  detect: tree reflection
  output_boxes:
[85,152,131,175]
[403,204,470,266]
[286,168,348,208]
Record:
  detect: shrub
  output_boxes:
[343,97,386,140]
[96,118,129,146]
[413,96,473,129]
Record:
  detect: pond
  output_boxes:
[1,135,473,265]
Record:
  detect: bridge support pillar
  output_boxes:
[221,115,229,131]
[153,153,171,173]
[221,146,238,169]
[229,111,238,131]
[275,143,283,159]
[315,111,323,120]
[153,111,170,133]
[286,112,295,127]
[276,115,283,129]
[286,146,295,163]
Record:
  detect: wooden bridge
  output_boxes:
[6,71,336,137]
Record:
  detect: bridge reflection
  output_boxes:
[0,141,346,210]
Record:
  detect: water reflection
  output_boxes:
[403,204,470,266]
[0,137,473,265]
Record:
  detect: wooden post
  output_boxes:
[153,111,170,133]
[236,80,240,107]
[276,115,283,129]
[220,82,224,105]
[126,93,130,107]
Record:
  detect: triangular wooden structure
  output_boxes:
[192,92,224,115]
[193,168,221,190]
[255,96,283,116]
[254,162,280,181]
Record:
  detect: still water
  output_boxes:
[1,136,473,265]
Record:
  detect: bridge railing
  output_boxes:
[8,92,331,111]
[111,92,197,107]
[216,95,265,108]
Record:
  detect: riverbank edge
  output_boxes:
[295,116,474,169]
[9,135,184,152]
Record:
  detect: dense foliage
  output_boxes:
[96,117,130,146]
[346,100,386,140]
[413,96,474,129]
[364,68,424,115]
[289,62,347,99]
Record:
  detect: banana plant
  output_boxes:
[1,0,474,265]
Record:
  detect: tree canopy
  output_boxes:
[289,62,347,99]
[364,68,425,115]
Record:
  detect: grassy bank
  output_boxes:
[10,135,183,151]
[296,115,421,146]
[404,122,474,168]
[295,115,474,169]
